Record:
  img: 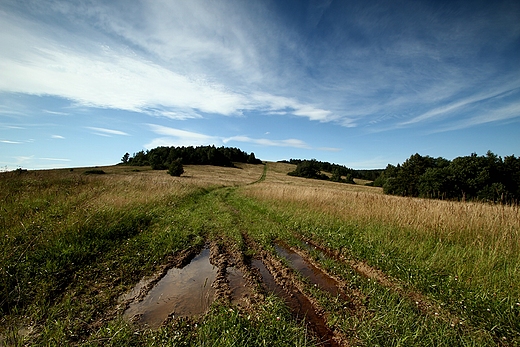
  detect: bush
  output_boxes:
[84,169,106,175]
[168,159,184,177]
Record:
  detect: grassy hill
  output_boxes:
[1,163,519,346]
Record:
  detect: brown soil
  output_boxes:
[299,236,464,326]
[116,231,470,345]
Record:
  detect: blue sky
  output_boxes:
[1,0,519,170]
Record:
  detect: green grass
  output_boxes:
[227,189,520,345]
[2,165,518,346]
[82,296,314,347]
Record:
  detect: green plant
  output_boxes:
[168,159,184,176]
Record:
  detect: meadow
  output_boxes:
[1,162,518,346]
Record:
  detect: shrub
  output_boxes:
[168,159,184,177]
[84,169,106,175]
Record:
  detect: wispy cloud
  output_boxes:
[51,135,65,139]
[43,110,69,116]
[0,0,520,141]
[38,157,71,162]
[147,124,312,150]
[0,2,340,125]
[436,101,520,132]
[224,136,310,149]
[251,93,334,122]
[400,83,520,126]
[317,147,342,152]
[145,124,220,148]
[86,127,129,136]
[1,140,22,144]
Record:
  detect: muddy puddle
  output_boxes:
[274,243,346,300]
[124,248,217,328]
[252,258,338,347]
[227,266,252,307]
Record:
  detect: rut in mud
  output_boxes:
[119,229,485,346]
[120,236,346,345]
[123,247,217,328]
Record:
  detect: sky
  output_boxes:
[1,0,519,170]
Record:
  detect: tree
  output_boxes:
[121,152,130,164]
[288,159,328,179]
[168,159,184,177]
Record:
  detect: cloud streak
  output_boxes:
[147,124,312,150]
[86,127,129,136]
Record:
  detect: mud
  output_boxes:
[124,247,217,328]
[299,236,461,325]
[227,266,252,308]
[252,258,339,347]
[274,243,347,300]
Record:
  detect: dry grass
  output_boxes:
[263,162,382,193]
[81,164,263,209]
[240,162,520,324]
[0,164,264,235]
[241,162,520,254]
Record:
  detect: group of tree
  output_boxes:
[283,159,383,182]
[284,159,356,184]
[120,145,262,175]
[374,151,520,203]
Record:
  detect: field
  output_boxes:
[1,162,519,346]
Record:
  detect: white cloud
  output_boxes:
[147,124,312,150]
[1,0,519,135]
[1,140,22,144]
[436,101,520,132]
[86,127,129,136]
[224,136,310,149]
[51,135,65,139]
[251,93,334,122]
[0,3,339,125]
[38,157,71,161]
[43,110,69,116]
[317,147,342,152]
[145,124,221,149]
[400,82,520,126]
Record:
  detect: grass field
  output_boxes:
[1,162,519,346]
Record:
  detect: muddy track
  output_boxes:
[295,235,475,330]
[241,235,351,347]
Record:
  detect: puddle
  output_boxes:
[227,266,251,307]
[118,276,154,303]
[252,259,286,298]
[274,244,345,300]
[252,259,338,347]
[124,248,217,328]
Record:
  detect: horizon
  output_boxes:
[1,0,519,170]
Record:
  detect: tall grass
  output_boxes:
[238,163,520,343]
[0,164,265,345]
[3,162,519,345]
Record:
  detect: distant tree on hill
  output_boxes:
[285,159,357,183]
[379,151,520,203]
[168,159,184,177]
[288,159,329,180]
[121,145,262,169]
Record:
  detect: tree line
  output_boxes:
[283,159,355,184]
[120,145,262,170]
[282,159,384,184]
[374,151,520,203]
